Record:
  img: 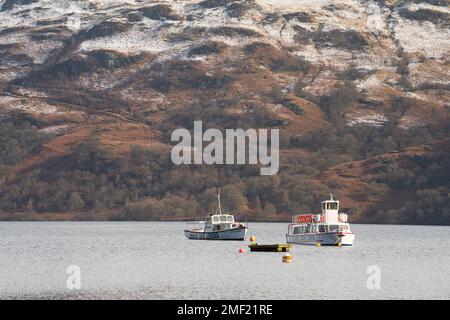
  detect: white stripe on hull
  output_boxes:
[184,227,246,240]
[286,232,355,246]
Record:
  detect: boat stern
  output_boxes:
[338,232,355,246]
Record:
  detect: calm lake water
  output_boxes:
[0,222,449,299]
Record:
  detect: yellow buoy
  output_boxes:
[282,253,293,263]
[316,243,321,247]
[249,235,256,242]
[337,242,342,247]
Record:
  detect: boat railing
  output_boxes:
[186,221,206,231]
[187,221,206,224]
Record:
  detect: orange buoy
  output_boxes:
[282,253,292,263]
[239,248,245,253]
[250,235,256,242]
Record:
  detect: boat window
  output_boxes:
[294,227,302,234]
[227,216,234,223]
[319,225,325,233]
[322,203,326,210]
[329,225,339,232]
[305,225,311,233]
[330,202,338,210]
[212,216,219,223]
[339,225,349,231]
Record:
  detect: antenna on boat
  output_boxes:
[329,192,334,201]
[217,188,222,215]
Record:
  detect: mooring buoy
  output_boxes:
[282,253,292,263]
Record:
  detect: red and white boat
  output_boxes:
[286,195,356,246]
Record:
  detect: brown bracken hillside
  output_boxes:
[0,0,449,224]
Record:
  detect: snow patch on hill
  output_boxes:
[0,96,59,114]
[397,114,428,130]
[393,13,450,59]
[346,111,388,127]
[39,124,73,134]
[0,0,448,131]
[257,0,353,10]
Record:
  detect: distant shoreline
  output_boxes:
[0,212,290,223]
[1,214,449,227]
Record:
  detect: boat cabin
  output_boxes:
[322,198,339,213]
[289,223,350,235]
[209,214,235,224]
[320,196,347,223]
[204,214,239,232]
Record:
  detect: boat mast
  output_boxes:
[218,189,222,215]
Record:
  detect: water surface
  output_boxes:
[1,222,449,299]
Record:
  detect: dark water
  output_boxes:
[1,222,449,299]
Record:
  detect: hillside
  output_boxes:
[0,0,449,223]
[317,137,450,224]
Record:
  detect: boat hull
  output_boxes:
[184,226,247,240]
[286,232,355,246]
[248,243,291,252]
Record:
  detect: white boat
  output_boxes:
[184,191,247,241]
[286,194,356,246]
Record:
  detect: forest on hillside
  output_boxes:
[1,87,449,224]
